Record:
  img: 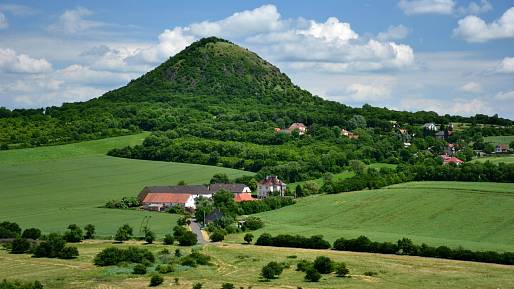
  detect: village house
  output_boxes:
[496,144,509,153]
[138,183,253,211]
[275,123,307,135]
[441,154,464,165]
[340,128,358,139]
[257,175,287,198]
[424,123,438,131]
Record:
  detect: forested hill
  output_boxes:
[102,37,317,105]
[0,37,512,149]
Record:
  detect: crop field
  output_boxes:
[0,133,250,237]
[228,181,514,252]
[1,241,513,289]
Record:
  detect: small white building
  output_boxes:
[424,123,438,131]
[257,175,287,198]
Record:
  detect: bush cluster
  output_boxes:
[255,233,331,249]
[238,197,295,215]
[0,279,44,289]
[173,226,198,246]
[333,236,514,265]
[33,233,79,259]
[104,197,140,209]
[94,246,155,266]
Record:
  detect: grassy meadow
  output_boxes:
[1,241,513,289]
[484,135,514,146]
[473,155,514,164]
[228,181,514,252]
[0,133,250,237]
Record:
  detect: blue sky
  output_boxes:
[0,0,513,118]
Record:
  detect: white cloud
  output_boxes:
[496,57,514,73]
[454,7,514,42]
[459,81,482,93]
[328,83,392,103]
[398,0,455,15]
[0,48,52,73]
[189,4,282,38]
[0,11,7,29]
[0,4,38,16]
[457,0,492,15]
[495,90,514,101]
[377,25,410,41]
[48,7,105,34]
[297,17,358,42]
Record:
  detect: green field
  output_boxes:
[473,155,514,164]
[288,163,397,188]
[484,135,514,146]
[228,181,514,252]
[0,133,250,237]
[1,241,513,289]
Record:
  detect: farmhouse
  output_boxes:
[257,175,287,198]
[496,144,509,153]
[340,128,358,139]
[424,123,438,131]
[138,183,254,211]
[275,123,307,135]
[441,154,464,165]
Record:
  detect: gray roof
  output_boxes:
[209,183,249,193]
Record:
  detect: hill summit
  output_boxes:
[103,37,312,103]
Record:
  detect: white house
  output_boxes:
[257,175,287,198]
[424,123,438,131]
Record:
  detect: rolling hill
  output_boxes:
[0,133,250,237]
[228,181,514,252]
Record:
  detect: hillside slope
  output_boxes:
[0,134,250,236]
[228,181,514,252]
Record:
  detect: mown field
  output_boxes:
[484,135,514,146]
[0,133,250,237]
[473,155,514,164]
[1,241,513,289]
[228,181,514,252]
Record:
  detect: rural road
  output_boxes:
[190,221,207,244]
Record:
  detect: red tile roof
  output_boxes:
[142,193,191,204]
[441,155,464,164]
[234,193,255,202]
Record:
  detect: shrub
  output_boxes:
[243,233,253,244]
[177,216,190,226]
[21,228,41,240]
[363,271,378,276]
[149,274,164,287]
[335,262,350,277]
[261,262,283,280]
[180,256,198,267]
[296,260,312,272]
[59,246,79,259]
[0,221,21,235]
[84,224,95,239]
[173,226,188,239]
[32,233,76,259]
[64,224,83,243]
[192,283,203,289]
[178,231,198,246]
[313,256,333,274]
[94,246,154,266]
[114,224,133,242]
[210,230,225,242]
[163,234,174,245]
[220,283,234,289]
[11,238,31,254]
[241,217,264,231]
[156,264,174,274]
[144,228,155,244]
[133,264,147,275]
[255,233,330,249]
[304,267,321,282]
[0,280,44,289]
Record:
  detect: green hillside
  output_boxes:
[0,133,250,237]
[484,135,514,145]
[228,181,514,252]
